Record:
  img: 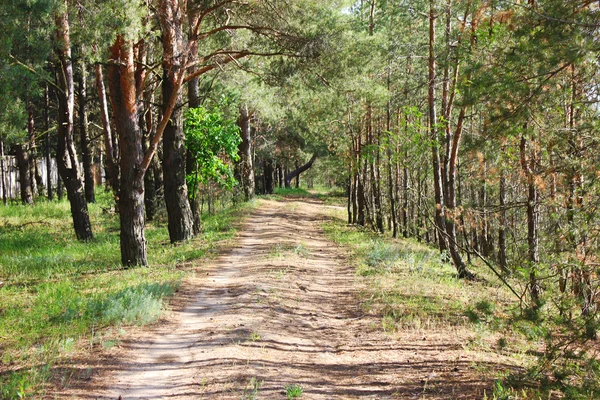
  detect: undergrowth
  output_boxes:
[322,213,539,393]
[323,209,600,398]
[0,190,255,398]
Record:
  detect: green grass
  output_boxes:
[0,190,255,398]
[261,186,345,204]
[323,217,515,332]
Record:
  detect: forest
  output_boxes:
[1,0,600,398]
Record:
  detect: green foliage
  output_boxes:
[184,103,241,198]
[285,383,304,399]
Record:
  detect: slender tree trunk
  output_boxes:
[107,36,147,266]
[237,104,255,201]
[0,139,5,204]
[347,164,353,224]
[45,84,53,201]
[160,0,193,243]
[186,24,202,234]
[295,162,300,188]
[143,90,161,222]
[264,158,274,194]
[57,171,63,199]
[520,134,540,305]
[95,64,119,195]
[27,107,39,198]
[79,61,95,203]
[498,169,508,273]
[357,133,366,227]
[372,119,384,233]
[428,2,448,253]
[55,7,93,241]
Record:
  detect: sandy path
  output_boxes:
[71,199,498,399]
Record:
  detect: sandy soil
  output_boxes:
[58,198,513,399]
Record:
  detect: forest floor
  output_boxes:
[55,198,522,399]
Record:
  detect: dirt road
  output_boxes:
[69,199,494,399]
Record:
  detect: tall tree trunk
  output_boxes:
[498,169,508,273]
[0,139,5,204]
[186,21,202,234]
[107,36,147,266]
[264,158,274,194]
[402,154,409,238]
[27,107,39,198]
[45,83,53,201]
[79,61,95,203]
[143,89,161,222]
[371,117,384,233]
[57,170,63,200]
[55,7,93,241]
[357,132,366,226]
[95,64,119,195]
[160,0,193,243]
[428,2,448,253]
[237,104,255,201]
[520,134,540,306]
[347,164,353,224]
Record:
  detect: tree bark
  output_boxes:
[264,158,274,194]
[285,153,317,188]
[45,83,53,201]
[107,36,147,266]
[237,104,255,201]
[27,107,39,198]
[0,139,5,204]
[428,2,448,253]
[160,0,194,243]
[79,61,95,203]
[498,169,508,273]
[15,143,33,205]
[95,64,119,195]
[55,7,93,241]
[143,89,161,222]
[520,134,540,305]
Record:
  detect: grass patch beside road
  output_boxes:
[0,191,254,398]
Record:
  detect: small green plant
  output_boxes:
[241,376,263,400]
[365,241,399,270]
[285,383,304,399]
[293,244,309,257]
[466,299,496,324]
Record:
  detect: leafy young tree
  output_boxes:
[185,103,241,232]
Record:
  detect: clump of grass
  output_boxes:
[285,383,304,398]
[466,299,496,324]
[90,282,178,325]
[364,241,399,271]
